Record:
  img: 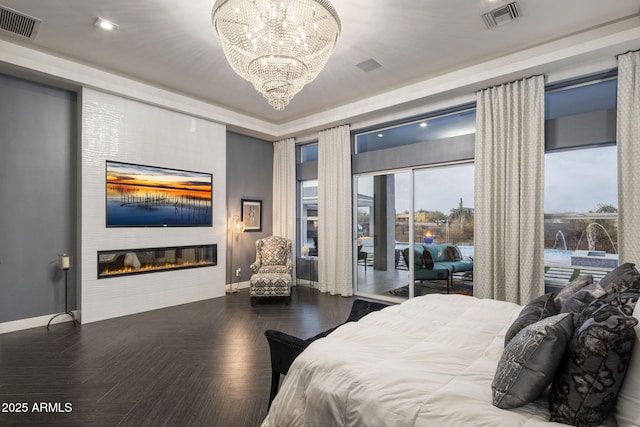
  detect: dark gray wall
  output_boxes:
[0,73,77,323]
[226,132,273,284]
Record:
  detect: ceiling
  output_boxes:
[0,0,639,138]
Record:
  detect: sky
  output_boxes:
[106,161,212,192]
[356,145,617,215]
[357,163,475,215]
[543,145,617,213]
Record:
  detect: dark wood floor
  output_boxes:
[0,287,355,426]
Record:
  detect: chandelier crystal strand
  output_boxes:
[212,0,341,110]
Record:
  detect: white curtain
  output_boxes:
[318,125,353,296]
[273,138,297,280]
[617,51,640,264]
[474,75,545,305]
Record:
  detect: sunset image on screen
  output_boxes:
[106,161,212,227]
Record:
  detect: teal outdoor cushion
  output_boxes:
[451,259,473,272]
[407,245,426,267]
[403,244,473,280]
[415,265,450,280]
[424,244,450,262]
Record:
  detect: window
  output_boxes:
[355,172,410,297]
[543,77,618,273]
[300,143,318,162]
[353,104,477,300]
[413,164,475,254]
[544,146,618,267]
[300,180,318,256]
[297,141,319,258]
[355,109,476,154]
[349,74,620,298]
[546,78,617,120]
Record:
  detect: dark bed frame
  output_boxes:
[264,298,392,407]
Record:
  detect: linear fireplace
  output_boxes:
[98,244,217,279]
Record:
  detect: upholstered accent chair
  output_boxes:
[249,236,293,306]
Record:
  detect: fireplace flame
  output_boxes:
[99,260,214,277]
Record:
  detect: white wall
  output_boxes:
[80,88,226,324]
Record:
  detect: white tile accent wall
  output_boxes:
[80,88,226,324]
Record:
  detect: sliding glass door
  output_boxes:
[354,163,474,300]
[411,163,475,296]
[354,172,410,299]
[351,107,476,300]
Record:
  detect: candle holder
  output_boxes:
[48,254,77,328]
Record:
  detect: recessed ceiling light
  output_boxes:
[420,122,428,128]
[377,133,384,138]
[94,17,118,32]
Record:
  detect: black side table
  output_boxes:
[300,256,316,290]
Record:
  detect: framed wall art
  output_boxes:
[106,160,212,227]
[241,199,262,231]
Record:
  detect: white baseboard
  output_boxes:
[296,279,314,287]
[226,280,250,292]
[0,310,80,335]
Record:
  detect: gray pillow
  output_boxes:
[560,282,606,315]
[598,262,640,293]
[504,293,558,346]
[422,249,434,270]
[555,275,593,311]
[446,245,462,261]
[549,301,638,426]
[492,313,574,409]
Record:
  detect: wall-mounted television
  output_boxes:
[106,160,212,227]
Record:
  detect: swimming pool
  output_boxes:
[390,244,617,268]
[455,247,617,268]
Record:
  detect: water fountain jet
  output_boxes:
[572,223,618,268]
[552,230,568,251]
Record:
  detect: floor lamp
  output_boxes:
[228,215,245,293]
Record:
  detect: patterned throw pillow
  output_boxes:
[262,244,287,266]
[549,300,638,427]
[598,262,640,293]
[504,293,559,347]
[614,300,640,425]
[596,288,640,317]
[492,313,574,409]
[554,275,593,312]
[615,290,640,316]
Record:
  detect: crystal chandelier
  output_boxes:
[212,0,341,111]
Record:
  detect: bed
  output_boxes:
[261,293,640,427]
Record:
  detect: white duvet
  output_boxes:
[261,294,575,427]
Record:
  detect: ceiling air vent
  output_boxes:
[0,5,41,40]
[482,2,521,29]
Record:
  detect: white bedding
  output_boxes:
[261,294,575,427]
